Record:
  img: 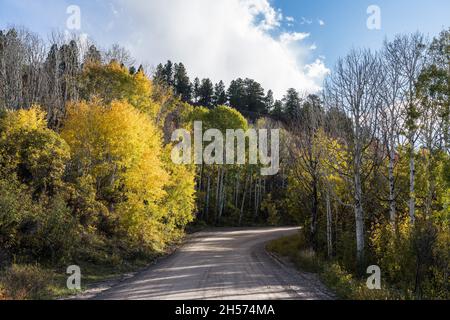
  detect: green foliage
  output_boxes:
[0,177,36,253]
[262,194,280,226]
[207,105,249,132]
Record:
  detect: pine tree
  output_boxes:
[173,62,192,102]
[265,90,274,112]
[271,100,284,120]
[243,78,266,116]
[227,78,246,111]
[213,80,227,106]
[153,60,174,87]
[198,78,214,108]
[283,88,301,118]
[163,60,174,86]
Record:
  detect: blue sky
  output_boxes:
[0,0,448,96]
[276,0,449,66]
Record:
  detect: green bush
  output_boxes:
[25,196,80,263]
[0,178,38,254]
[320,263,354,299]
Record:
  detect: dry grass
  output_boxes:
[0,264,53,300]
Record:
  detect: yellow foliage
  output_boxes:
[62,99,170,247]
[0,105,47,133]
[81,61,160,118]
[0,106,70,195]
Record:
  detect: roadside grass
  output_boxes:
[266,233,401,300]
[0,257,156,300]
[0,238,184,300]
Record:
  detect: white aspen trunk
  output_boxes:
[254,178,258,218]
[216,167,221,221]
[257,178,260,217]
[249,173,253,213]
[354,169,365,271]
[354,118,365,272]
[198,164,204,192]
[425,133,434,217]
[388,144,396,223]
[326,188,333,259]
[239,176,248,225]
[205,176,211,220]
[235,173,240,209]
[262,178,266,201]
[219,170,226,219]
[409,137,416,224]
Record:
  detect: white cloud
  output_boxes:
[300,17,313,25]
[242,0,283,31]
[286,16,295,22]
[109,0,328,97]
[318,19,325,26]
[305,59,330,80]
[309,44,317,50]
[279,32,310,44]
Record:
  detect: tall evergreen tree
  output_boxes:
[153,60,174,87]
[271,100,284,120]
[227,78,246,111]
[243,78,266,116]
[213,80,227,106]
[198,78,214,108]
[283,88,302,118]
[173,62,192,102]
[265,90,274,112]
[163,60,174,86]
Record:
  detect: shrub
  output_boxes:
[0,177,39,254]
[25,196,80,263]
[321,263,354,299]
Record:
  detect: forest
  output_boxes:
[0,26,448,299]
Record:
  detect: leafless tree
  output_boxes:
[384,33,428,224]
[324,49,383,272]
[379,39,408,223]
[288,94,324,250]
[104,43,136,67]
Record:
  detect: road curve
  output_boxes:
[95,227,334,300]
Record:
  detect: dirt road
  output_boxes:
[95,227,334,300]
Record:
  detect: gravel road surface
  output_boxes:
[94,227,334,300]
